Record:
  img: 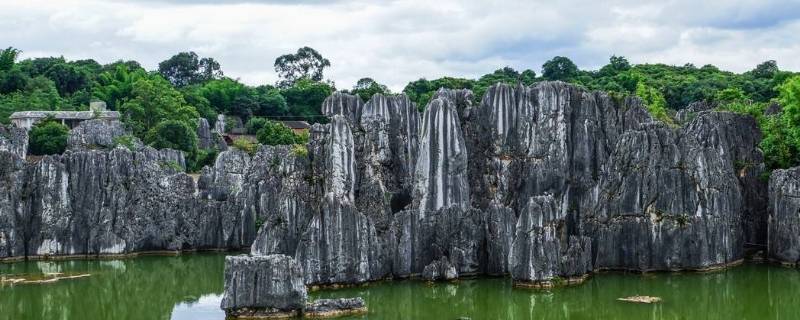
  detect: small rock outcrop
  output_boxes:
[305,298,367,318]
[67,119,128,150]
[422,256,458,281]
[196,118,227,151]
[221,254,307,318]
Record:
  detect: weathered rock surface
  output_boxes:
[221,254,307,318]
[67,119,129,150]
[769,167,800,264]
[0,124,27,158]
[242,81,766,291]
[585,112,765,271]
[509,195,591,285]
[196,118,227,151]
[305,298,367,318]
[422,256,458,281]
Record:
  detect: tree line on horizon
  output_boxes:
[1,46,800,172]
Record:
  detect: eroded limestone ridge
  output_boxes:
[0,81,777,289]
[241,80,769,289]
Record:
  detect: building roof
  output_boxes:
[281,120,310,129]
[10,110,120,120]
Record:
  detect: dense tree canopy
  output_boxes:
[274,47,330,88]
[158,51,223,87]
[350,77,390,101]
[1,45,799,173]
[542,56,579,81]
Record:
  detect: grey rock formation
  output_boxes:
[584,112,765,270]
[422,256,458,281]
[196,118,227,151]
[67,119,128,150]
[509,195,591,285]
[236,82,766,291]
[322,92,364,123]
[221,254,307,317]
[676,101,716,124]
[305,298,367,318]
[0,124,27,158]
[769,167,800,264]
[413,96,470,215]
[0,144,257,259]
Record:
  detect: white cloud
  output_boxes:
[1,0,799,92]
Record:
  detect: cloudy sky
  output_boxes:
[2,0,799,91]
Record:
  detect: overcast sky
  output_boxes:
[2,0,799,91]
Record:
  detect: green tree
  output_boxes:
[0,68,29,94]
[542,56,579,81]
[28,117,69,155]
[473,67,537,100]
[281,78,333,122]
[118,75,199,138]
[198,78,248,115]
[598,55,631,77]
[158,51,223,87]
[0,47,21,72]
[0,76,66,124]
[403,77,475,109]
[245,117,268,134]
[750,60,779,79]
[635,82,672,125]
[92,65,149,110]
[274,47,330,87]
[351,77,390,101]
[145,119,198,153]
[256,120,299,145]
[251,85,288,117]
[44,62,90,96]
[715,87,747,104]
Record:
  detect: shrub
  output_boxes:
[28,117,69,155]
[256,120,297,146]
[145,119,198,153]
[291,144,308,158]
[232,137,256,155]
[113,134,137,151]
[187,148,217,173]
[245,117,268,134]
[160,160,183,172]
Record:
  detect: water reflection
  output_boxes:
[1,255,800,320]
[0,254,226,320]
[311,265,800,320]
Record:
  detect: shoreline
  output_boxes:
[0,248,243,263]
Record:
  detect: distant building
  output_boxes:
[10,101,120,131]
[281,121,310,134]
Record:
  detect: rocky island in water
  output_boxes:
[2,81,799,318]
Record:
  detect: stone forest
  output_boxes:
[3,80,800,318]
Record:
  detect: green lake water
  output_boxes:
[1,253,799,320]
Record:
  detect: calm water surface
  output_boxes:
[1,253,799,320]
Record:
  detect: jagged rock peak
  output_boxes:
[325,115,357,203]
[432,88,473,119]
[413,96,469,215]
[0,124,27,158]
[322,92,364,124]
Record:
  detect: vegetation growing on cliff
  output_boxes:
[28,117,68,155]
[1,45,799,170]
